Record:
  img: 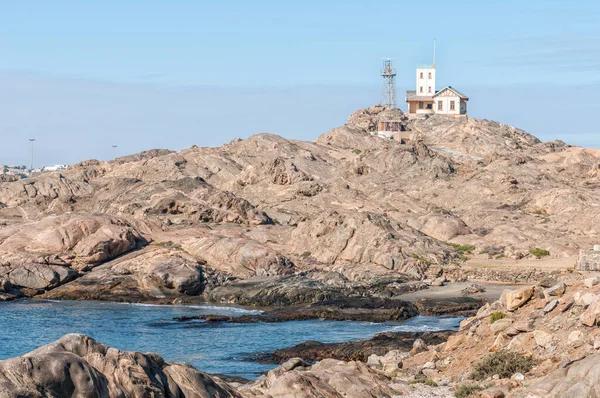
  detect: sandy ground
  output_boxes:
[401,281,522,302]
[464,255,576,271]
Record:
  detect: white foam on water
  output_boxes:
[186,305,263,315]
[124,302,263,315]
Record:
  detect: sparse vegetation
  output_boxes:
[352,149,362,155]
[154,241,182,250]
[471,351,535,380]
[447,243,475,255]
[479,249,489,254]
[530,248,550,258]
[408,378,438,387]
[412,253,432,265]
[490,312,507,324]
[455,384,484,398]
[495,253,505,259]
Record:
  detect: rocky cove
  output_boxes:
[1,106,600,396]
[0,299,461,380]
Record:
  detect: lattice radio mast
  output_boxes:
[380,58,397,108]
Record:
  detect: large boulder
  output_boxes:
[182,232,295,278]
[506,286,535,311]
[0,214,145,293]
[241,357,400,398]
[519,353,600,397]
[0,334,240,398]
[42,246,207,302]
[291,211,456,279]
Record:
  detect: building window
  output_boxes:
[438,101,443,111]
[419,86,423,93]
[428,86,432,93]
[420,72,423,79]
[418,102,424,109]
[428,72,432,79]
[426,103,432,109]
[450,101,455,110]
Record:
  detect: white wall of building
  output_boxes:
[415,67,436,96]
[434,95,460,115]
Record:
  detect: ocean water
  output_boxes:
[0,300,461,379]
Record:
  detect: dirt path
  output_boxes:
[464,255,576,271]
[401,281,522,303]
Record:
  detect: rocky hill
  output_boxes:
[1,106,599,305]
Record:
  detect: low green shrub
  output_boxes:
[471,351,534,380]
[154,241,182,250]
[408,378,438,387]
[412,253,432,265]
[455,384,484,398]
[447,243,476,255]
[490,312,507,324]
[530,248,550,258]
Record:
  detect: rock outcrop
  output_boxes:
[397,274,600,397]
[0,106,599,304]
[0,334,240,398]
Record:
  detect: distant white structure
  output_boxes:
[405,42,468,117]
[42,164,68,172]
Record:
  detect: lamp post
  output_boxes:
[111,145,118,160]
[29,138,35,173]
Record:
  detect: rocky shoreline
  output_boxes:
[3,278,600,397]
[2,106,599,396]
[248,330,454,364]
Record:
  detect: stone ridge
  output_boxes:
[0,105,599,306]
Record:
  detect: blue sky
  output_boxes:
[1,0,599,166]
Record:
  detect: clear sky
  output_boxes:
[1,0,599,166]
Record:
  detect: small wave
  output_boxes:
[124,302,263,315]
[185,305,263,315]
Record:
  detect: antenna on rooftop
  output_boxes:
[380,58,397,108]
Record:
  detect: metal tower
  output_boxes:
[380,58,397,108]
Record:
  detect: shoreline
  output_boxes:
[8,279,517,322]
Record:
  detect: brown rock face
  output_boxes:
[0,215,144,293]
[506,286,534,311]
[241,358,400,398]
[42,246,207,302]
[0,334,240,398]
[1,106,599,304]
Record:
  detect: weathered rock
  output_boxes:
[252,331,451,364]
[533,330,553,348]
[543,299,559,313]
[43,247,207,302]
[0,334,240,398]
[462,283,486,295]
[241,358,400,398]
[519,353,600,397]
[367,350,407,376]
[410,338,428,355]
[574,291,597,307]
[506,286,535,311]
[584,276,600,288]
[491,318,514,334]
[567,330,584,345]
[543,281,566,299]
[490,333,511,351]
[581,299,600,326]
[481,387,506,398]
